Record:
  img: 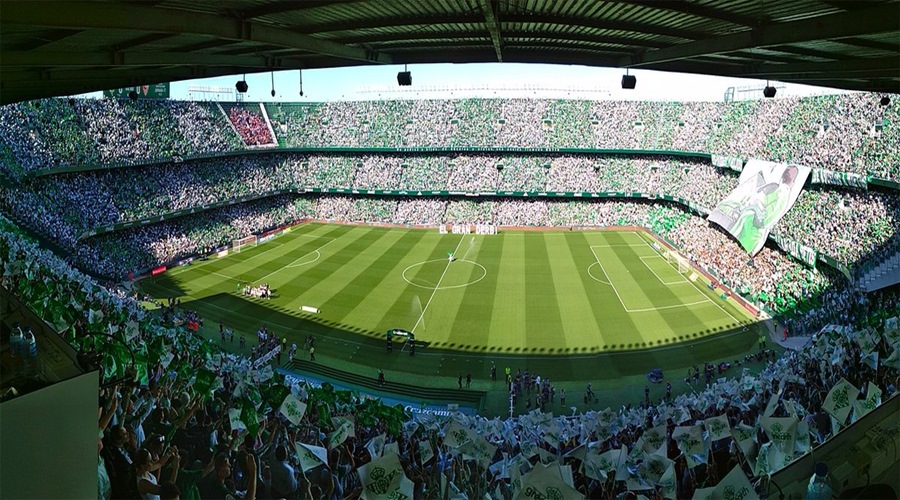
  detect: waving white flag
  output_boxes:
[359,452,414,500]
[294,442,328,472]
[713,465,759,500]
[279,394,307,426]
[823,378,860,426]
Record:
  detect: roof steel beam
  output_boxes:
[307,12,703,40]
[833,37,900,52]
[339,30,667,49]
[600,1,759,26]
[303,14,481,34]
[740,56,900,78]
[479,0,503,62]
[0,1,391,64]
[0,50,308,69]
[239,0,355,19]
[622,3,899,67]
[15,28,85,51]
[110,33,178,52]
[501,13,703,40]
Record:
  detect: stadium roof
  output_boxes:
[1,0,898,104]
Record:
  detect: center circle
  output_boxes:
[402,259,487,290]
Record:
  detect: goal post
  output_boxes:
[666,250,690,274]
[232,235,257,252]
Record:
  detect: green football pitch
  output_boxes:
[142,222,754,355]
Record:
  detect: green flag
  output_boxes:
[133,353,150,386]
[240,399,259,437]
[317,403,331,429]
[266,384,291,410]
[193,369,217,399]
[101,352,117,381]
[111,343,130,379]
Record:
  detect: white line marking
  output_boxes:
[209,270,241,282]
[175,230,326,276]
[634,232,746,328]
[410,236,466,334]
[588,245,631,311]
[627,299,712,313]
[255,238,338,284]
[402,259,487,290]
[586,262,611,285]
[285,250,321,268]
[589,243,714,314]
[639,255,689,285]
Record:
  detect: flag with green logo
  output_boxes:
[294,442,328,472]
[885,345,900,370]
[584,447,623,481]
[703,414,731,442]
[133,352,150,386]
[443,420,472,449]
[279,394,307,425]
[638,452,673,487]
[515,462,583,500]
[884,317,899,346]
[713,465,760,500]
[366,433,386,460]
[823,378,859,426]
[761,416,797,456]
[228,408,245,432]
[673,425,707,468]
[265,383,291,409]
[419,440,434,464]
[851,382,882,422]
[359,452,414,500]
[640,425,668,456]
[328,416,355,449]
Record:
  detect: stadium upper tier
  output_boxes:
[0,93,897,181]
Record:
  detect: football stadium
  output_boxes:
[1,2,899,499]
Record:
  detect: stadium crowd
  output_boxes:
[2,93,897,181]
[0,99,239,177]
[2,213,899,500]
[2,141,895,314]
[226,106,277,147]
[2,87,900,500]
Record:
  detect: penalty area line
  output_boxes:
[255,238,338,284]
[634,232,746,328]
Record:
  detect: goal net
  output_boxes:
[232,235,257,253]
[665,251,690,275]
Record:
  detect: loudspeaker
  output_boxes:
[763,86,776,98]
[397,71,412,86]
[621,74,636,89]
[881,96,891,106]
[235,80,249,93]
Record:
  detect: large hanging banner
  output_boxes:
[708,159,810,255]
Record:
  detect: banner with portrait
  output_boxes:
[708,159,811,255]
